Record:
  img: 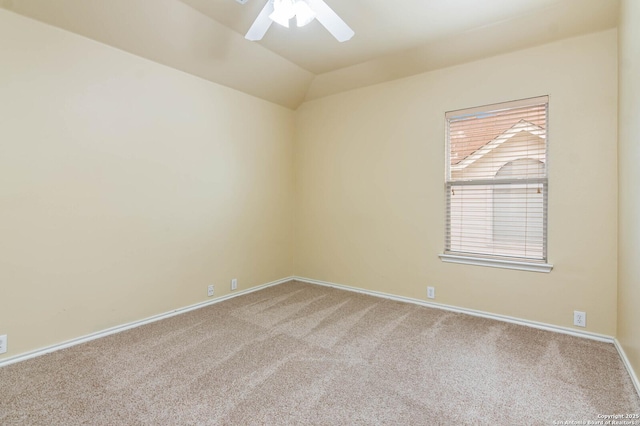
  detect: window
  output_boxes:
[440,96,552,272]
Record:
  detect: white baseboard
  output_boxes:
[293,276,615,343]
[0,276,294,368]
[614,339,640,398]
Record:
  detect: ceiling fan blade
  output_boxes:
[306,0,354,42]
[245,0,275,41]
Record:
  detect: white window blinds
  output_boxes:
[445,96,549,262]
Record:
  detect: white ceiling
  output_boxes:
[1,0,619,108]
[180,0,618,74]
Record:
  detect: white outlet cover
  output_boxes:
[207,285,214,297]
[573,311,586,327]
[231,279,238,291]
[0,334,7,354]
[427,287,435,299]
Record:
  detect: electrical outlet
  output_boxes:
[573,311,586,327]
[231,278,238,291]
[207,285,214,297]
[0,335,7,354]
[427,287,435,299]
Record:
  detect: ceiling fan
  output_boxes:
[243,0,354,42]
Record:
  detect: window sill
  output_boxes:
[439,253,553,273]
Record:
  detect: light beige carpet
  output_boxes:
[1,281,639,425]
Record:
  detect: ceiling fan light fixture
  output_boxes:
[294,1,316,27]
[245,0,354,42]
[269,0,296,28]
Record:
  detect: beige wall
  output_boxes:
[0,10,295,360]
[295,30,619,335]
[617,0,640,382]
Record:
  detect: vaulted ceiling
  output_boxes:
[1,0,619,109]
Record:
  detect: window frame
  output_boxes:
[439,96,553,273]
